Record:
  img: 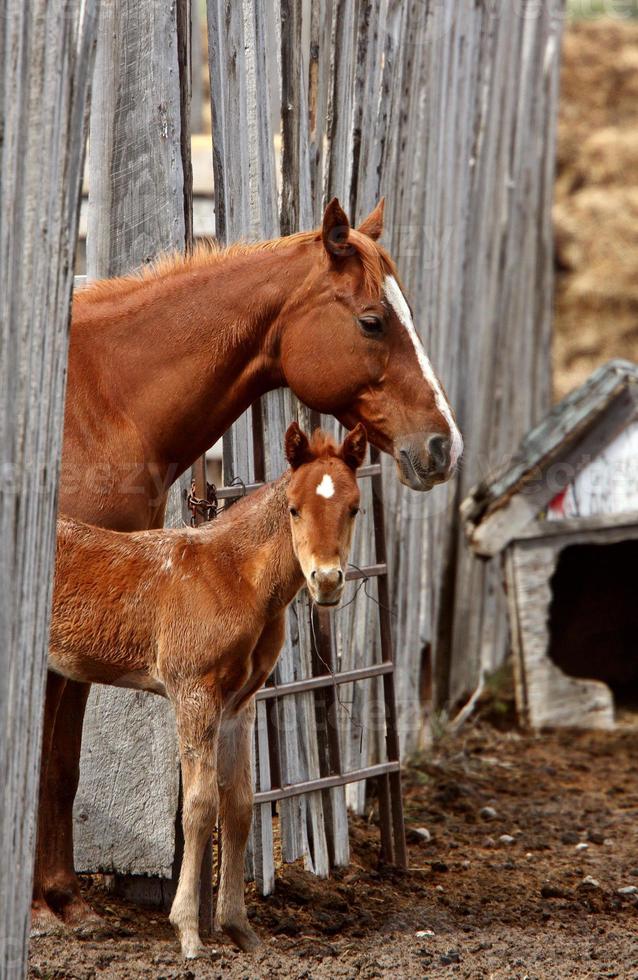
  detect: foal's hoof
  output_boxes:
[30,904,70,938]
[181,938,221,961]
[221,920,261,953]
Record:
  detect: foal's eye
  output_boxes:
[289,506,300,518]
[350,506,360,518]
[358,314,384,337]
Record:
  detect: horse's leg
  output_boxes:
[169,689,220,959]
[31,672,71,937]
[215,699,260,952]
[37,678,109,934]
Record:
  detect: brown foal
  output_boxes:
[35,197,462,935]
[50,424,367,957]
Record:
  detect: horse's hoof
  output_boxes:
[30,905,70,938]
[72,916,118,940]
[221,920,261,953]
[62,902,115,940]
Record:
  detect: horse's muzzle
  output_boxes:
[395,434,454,490]
[309,565,344,606]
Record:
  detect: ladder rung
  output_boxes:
[253,760,401,805]
[345,562,386,581]
[256,661,394,701]
[211,462,382,501]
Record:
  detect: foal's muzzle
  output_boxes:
[395,433,454,490]
[309,565,345,606]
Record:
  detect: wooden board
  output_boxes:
[462,361,638,554]
[74,0,191,879]
[547,420,638,520]
[427,1,564,707]
[0,1,99,973]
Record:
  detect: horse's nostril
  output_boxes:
[336,569,344,585]
[427,434,451,472]
[311,570,318,582]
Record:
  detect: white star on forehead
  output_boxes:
[316,474,335,499]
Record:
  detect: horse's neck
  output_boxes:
[200,476,303,612]
[71,246,311,480]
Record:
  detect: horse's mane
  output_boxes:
[74,228,396,305]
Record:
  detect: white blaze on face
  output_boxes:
[316,473,335,499]
[383,275,463,468]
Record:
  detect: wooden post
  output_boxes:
[74,0,194,899]
[207,0,284,894]
[0,1,99,975]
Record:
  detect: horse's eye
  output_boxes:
[358,314,384,336]
[289,506,300,518]
[350,506,359,517]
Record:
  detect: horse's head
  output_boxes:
[284,421,366,607]
[278,199,463,491]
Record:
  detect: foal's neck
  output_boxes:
[203,475,303,612]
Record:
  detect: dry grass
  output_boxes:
[554,20,638,398]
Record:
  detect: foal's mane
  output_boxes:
[304,429,341,460]
[75,228,396,305]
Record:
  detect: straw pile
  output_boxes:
[554,20,638,398]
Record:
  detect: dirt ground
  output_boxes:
[29,719,638,980]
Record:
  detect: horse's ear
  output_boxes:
[340,423,367,471]
[285,422,313,469]
[357,198,385,241]
[322,197,354,258]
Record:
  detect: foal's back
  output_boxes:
[50,490,277,692]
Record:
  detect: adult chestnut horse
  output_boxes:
[33,198,463,936]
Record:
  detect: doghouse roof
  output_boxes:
[461,359,638,557]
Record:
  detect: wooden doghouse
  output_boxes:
[461,360,638,729]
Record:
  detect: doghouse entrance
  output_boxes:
[548,540,638,708]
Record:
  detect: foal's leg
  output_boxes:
[216,700,260,952]
[215,614,285,951]
[169,689,220,959]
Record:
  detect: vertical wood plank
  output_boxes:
[207,0,281,894]
[75,0,192,881]
[0,1,99,973]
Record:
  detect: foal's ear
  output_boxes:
[340,423,367,471]
[357,198,385,241]
[285,422,313,469]
[322,197,354,258]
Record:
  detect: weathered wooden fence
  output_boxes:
[74,0,564,895]
[0,1,99,975]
